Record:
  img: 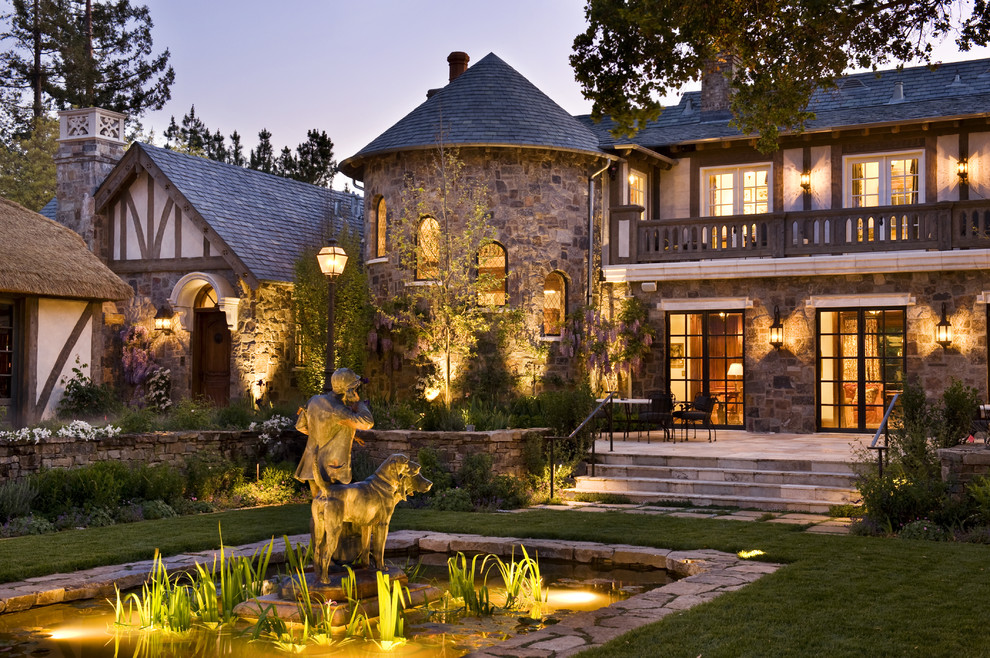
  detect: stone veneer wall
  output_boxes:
[615,270,987,434]
[939,444,990,497]
[102,274,299,406]
[356,428,549,477]
[0,430,267,481]
[360,147,605,396]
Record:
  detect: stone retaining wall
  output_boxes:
[939,443,990,496]
[0,430,269,481]
[356,428,550,477]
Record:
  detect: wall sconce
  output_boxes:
[935,302,953,349]
[154,305,175,334]
[769,305,784,350]
[800,171,811,193]
[957,158,969,183]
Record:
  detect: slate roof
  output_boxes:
[588,58,990,149]
[101,143,363,284]
[340,53,603,178]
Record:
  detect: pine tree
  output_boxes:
[293,129,335,187]
[249,128,274,173]
[228,130,245,167]
[0,0,174,120]
[0,115,57,211]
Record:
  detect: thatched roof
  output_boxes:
[0,196,132,301]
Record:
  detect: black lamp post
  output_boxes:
[316,238,348,393]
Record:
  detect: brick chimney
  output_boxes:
[447,51,470,82]
[54,107,126,258]
[700,54,736,120]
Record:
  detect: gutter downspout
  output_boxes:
[588,163,611,306]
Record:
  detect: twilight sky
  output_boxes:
[139,0,597,189]
[137,0,990,191]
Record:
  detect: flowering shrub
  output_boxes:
[0,427,53,443]
[248,414,294,445]
[898,518,953,541]
[55,420,121,440]
[57,357,117,417]
[144,368,172,413]
[121,325,157,385]
[561,297,655,394]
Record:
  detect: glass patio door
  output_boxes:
[667,311,744,426]
[817,308,905,430]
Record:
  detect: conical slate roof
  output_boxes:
[340,53,603,178]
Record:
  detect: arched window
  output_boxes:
[543,272,566,336]
[416,216,440,280]
[477,242,507,306]
[375,197,387,258]
[195,285,218,309]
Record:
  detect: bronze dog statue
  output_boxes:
[311,454,432,582]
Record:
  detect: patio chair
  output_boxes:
[673,393,718,443]
[638,391,675,442]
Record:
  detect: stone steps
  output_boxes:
[569,454,860,513]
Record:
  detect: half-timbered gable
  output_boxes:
[49,115,363,411]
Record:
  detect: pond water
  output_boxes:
[0,558,674,657]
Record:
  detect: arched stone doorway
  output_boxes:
[168,273,239,407]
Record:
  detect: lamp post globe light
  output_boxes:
[317,239,348,393]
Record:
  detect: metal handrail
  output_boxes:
[546,392,615,499]
[867,393,900,477]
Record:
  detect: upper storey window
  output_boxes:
[416,216,440,280]
[703,165,771,216]
[846,152,922,207]
[477,242,507,306]
[628,169,647,208]
[375,197,387,258]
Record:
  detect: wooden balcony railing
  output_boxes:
[608,201,990,264]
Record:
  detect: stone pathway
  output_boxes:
[527,500,852,535]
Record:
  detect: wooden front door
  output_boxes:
[193,309,231,406]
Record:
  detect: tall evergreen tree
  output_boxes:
[275,145,296,179]
[249,128,274,173]
[0,115,57,211]
[228,130,245,167]
[0,0,174,121]
[293,129,336,187]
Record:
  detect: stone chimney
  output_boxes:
[700,54,736,120]
[54,107,126,258]
[447,51,469,82]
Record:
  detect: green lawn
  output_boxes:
[2,506,987,656]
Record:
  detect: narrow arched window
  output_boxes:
[416,216,440,280]
[543,272,566,336]
[477,242,507,306]
[375,197,387,258]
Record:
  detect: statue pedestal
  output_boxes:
[233,567,442,625]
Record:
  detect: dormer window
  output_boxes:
[702,164,771,216]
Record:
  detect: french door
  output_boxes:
[817,308,905,431]
[667,311,744,426]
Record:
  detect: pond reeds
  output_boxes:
[375,570,407,650]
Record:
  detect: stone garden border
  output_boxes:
[0,530,781,657]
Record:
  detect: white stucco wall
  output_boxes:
[658,160,690,219]
[36,298,92,419]
[937,134,961,202]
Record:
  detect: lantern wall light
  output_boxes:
[800,170,812,193]
[935,302,953,349]
[769,305,784,350]
[154,305,175,334]
[957,158,969,183]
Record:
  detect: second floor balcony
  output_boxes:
[607,201,990,266]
